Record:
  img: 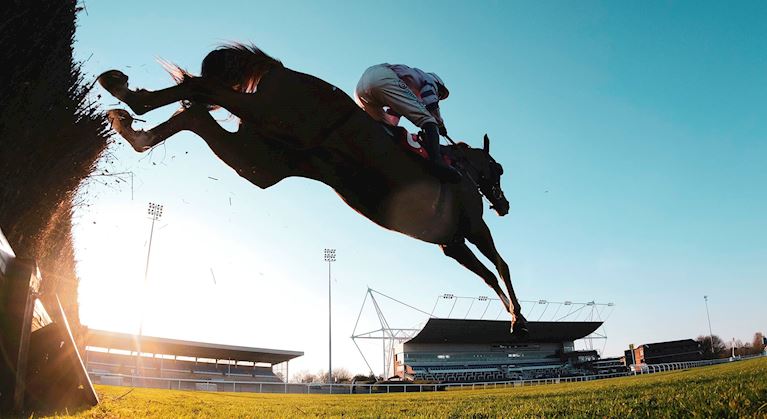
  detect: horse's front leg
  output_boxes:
[440,241,513,316]
[466,221,528,336]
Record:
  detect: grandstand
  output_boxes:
[625,339,703,366]
[83,328,302,391]
[352,289,615,382]
[393,319,602,382]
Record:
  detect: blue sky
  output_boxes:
[72,1,766,376]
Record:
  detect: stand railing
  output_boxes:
[86,354,764,395]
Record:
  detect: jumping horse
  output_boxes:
[98,44,528,334]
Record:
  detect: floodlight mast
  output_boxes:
[351,288,432,378]
[138,202,163,338]
[704,296,714,354]
[324,248,336,384]
[137,202,163,378]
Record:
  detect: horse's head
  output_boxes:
[458,134,510,216]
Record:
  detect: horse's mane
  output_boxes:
[447,141,474,157]
[446,141,491,173]
[159,42,283,94]
[450,142,471,150]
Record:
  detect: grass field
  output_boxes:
[47,358,767,418]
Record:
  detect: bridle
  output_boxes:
[443,134,505,209]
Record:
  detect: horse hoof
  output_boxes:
[98,70,130,97]
[106,109,132,127]
[511,325,529,338]
[510,319,529,338]
[106,109,152,152]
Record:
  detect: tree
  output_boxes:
[316,368,353,383]
[352,373,377,383]
[751,332,765,355]
[333,368,352,383]
[731,339,745,356]
[293,370,318,384]
[697,335,727,358]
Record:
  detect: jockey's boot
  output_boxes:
[423,123,462,183]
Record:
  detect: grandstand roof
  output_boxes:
[405,319,602,345]
[84,329,303,364]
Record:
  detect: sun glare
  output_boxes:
[74,200,329,364]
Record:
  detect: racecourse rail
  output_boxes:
[88,354,765,395]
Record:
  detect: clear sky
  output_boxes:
[72,1,766,378]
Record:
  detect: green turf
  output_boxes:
[45,357,767,418]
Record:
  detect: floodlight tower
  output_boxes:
[137,202,162,378]
[139,203,163,338]
[324,248,336,384]
[704,295,714,354]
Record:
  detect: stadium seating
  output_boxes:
[84,350,282,383]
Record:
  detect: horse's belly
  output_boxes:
[379,180,460,244]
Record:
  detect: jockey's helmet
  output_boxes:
[428,72,449,100]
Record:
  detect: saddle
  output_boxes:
[383,124,458,167]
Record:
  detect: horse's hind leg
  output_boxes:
[99,70,253,117]
[99,71,195,116]
[106,108,203,152]
[441,241,512,315]
[466,220,528,335]
[106,105,232,152]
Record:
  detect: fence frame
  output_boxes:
[0,227,98,413]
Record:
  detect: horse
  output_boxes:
[97,44,528,335]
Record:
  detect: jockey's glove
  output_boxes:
[385,108,402,117]
[439,125,448,137]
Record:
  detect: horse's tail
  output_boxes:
[157,43,282,110]
[157,57,192,85]
[156,58,204,110]
[157,43,282,92]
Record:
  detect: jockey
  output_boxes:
[355,64,462,183]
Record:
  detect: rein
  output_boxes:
[442,134,504,211]
[442,133,482,191]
